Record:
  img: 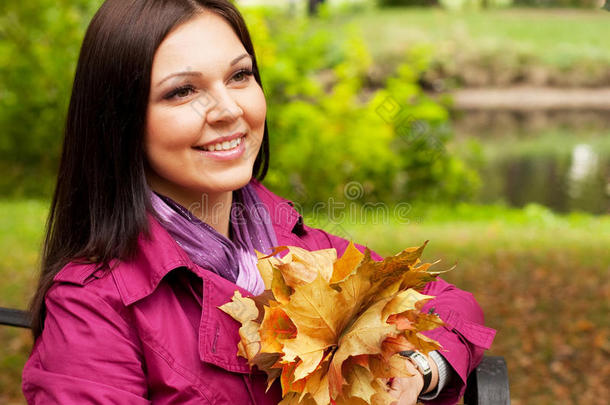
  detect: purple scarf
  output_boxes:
[149,181,278,295]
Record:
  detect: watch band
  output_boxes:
[399,350,432,396]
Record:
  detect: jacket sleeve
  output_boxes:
[300,222,496,405]
[22,282,151,404]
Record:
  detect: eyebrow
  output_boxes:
[156,53,252,87]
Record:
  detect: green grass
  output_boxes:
[0,200,48,405]
[2,199,609,404]
[311,202,610,404]
[0,200,47,308]
[318,7,610,67]
[308,201,610,262]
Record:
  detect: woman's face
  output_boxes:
[145,11,266,207]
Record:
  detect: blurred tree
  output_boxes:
[378,0,440,6]
[0,0,100,196]
[0,1,478,203]
[308,0,326,15]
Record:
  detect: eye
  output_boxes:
[232,69,254,83]
[164,84,196,100]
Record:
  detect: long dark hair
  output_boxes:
[29,0,269,339]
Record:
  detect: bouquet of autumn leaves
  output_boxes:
[219,241,448,405]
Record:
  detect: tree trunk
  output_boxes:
[308,0,325,15]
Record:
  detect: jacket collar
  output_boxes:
[109,178,302,306]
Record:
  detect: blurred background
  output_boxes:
[1,0,608,404]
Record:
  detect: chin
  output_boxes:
[206,169,254,194]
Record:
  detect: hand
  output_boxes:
[387,358,424,405]
[387,354,439,405]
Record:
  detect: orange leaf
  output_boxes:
[260,303,297,354]
[330,241,364,284]
[280,361,307,396]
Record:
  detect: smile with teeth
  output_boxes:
[197,136,244,152]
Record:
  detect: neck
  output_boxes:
[189,191,233,238]
[197,191,232,238]
[147,177,233,238]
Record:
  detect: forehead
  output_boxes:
[151,11,246,79]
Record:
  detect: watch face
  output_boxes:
[410,352,432,375]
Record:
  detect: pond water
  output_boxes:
[453,110,610,215]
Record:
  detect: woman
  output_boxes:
[22,1,495,404]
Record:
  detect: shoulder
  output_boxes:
[49,260,130,321]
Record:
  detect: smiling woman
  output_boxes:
[20,1,494,404]
[145,11,267,235]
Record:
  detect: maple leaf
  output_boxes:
[345,364,377,402]
[259,302,297,354]
[221,240,447,405]
[328,297,399,398]
[218,291,261,360]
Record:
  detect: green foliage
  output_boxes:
[377,0,441,7]
[0,0,100,197]
[512,0,600,7]
[327,8,610,88]
[377,0,599,7]
[1,2,477,204]
[243,8,478,206]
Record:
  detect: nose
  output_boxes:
[203,86,243,125]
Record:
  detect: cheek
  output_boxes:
[145,105,202,152]
[243,86,266,135]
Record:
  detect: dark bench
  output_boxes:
[1,306,509,404]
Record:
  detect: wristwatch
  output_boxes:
[399,350,432,395]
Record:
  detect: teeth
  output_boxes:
[203,136,242,151]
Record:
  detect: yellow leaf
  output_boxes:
[272,266,293,305]
[255,249,276,289]
[283,273,351,344]
[401,330,442,355]
[224,242,447,404]
[218,291,261,361]
[368,354,414,379]
[381,334,416,359]
[330,241,364,284]
[333,242,435,321]
[293,348,325,382]
[329,297,398,398]
[370,379,396,405]
[382,289,434,320]
[218,290,258,324]
[301,358,331,405]
[279,246,337,287]
[282,334,331,365]
[345,364,376,403]
[279,392,317,405]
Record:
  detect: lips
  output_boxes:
[193,132,246,152]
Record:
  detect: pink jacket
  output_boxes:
[22,179,495,404]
